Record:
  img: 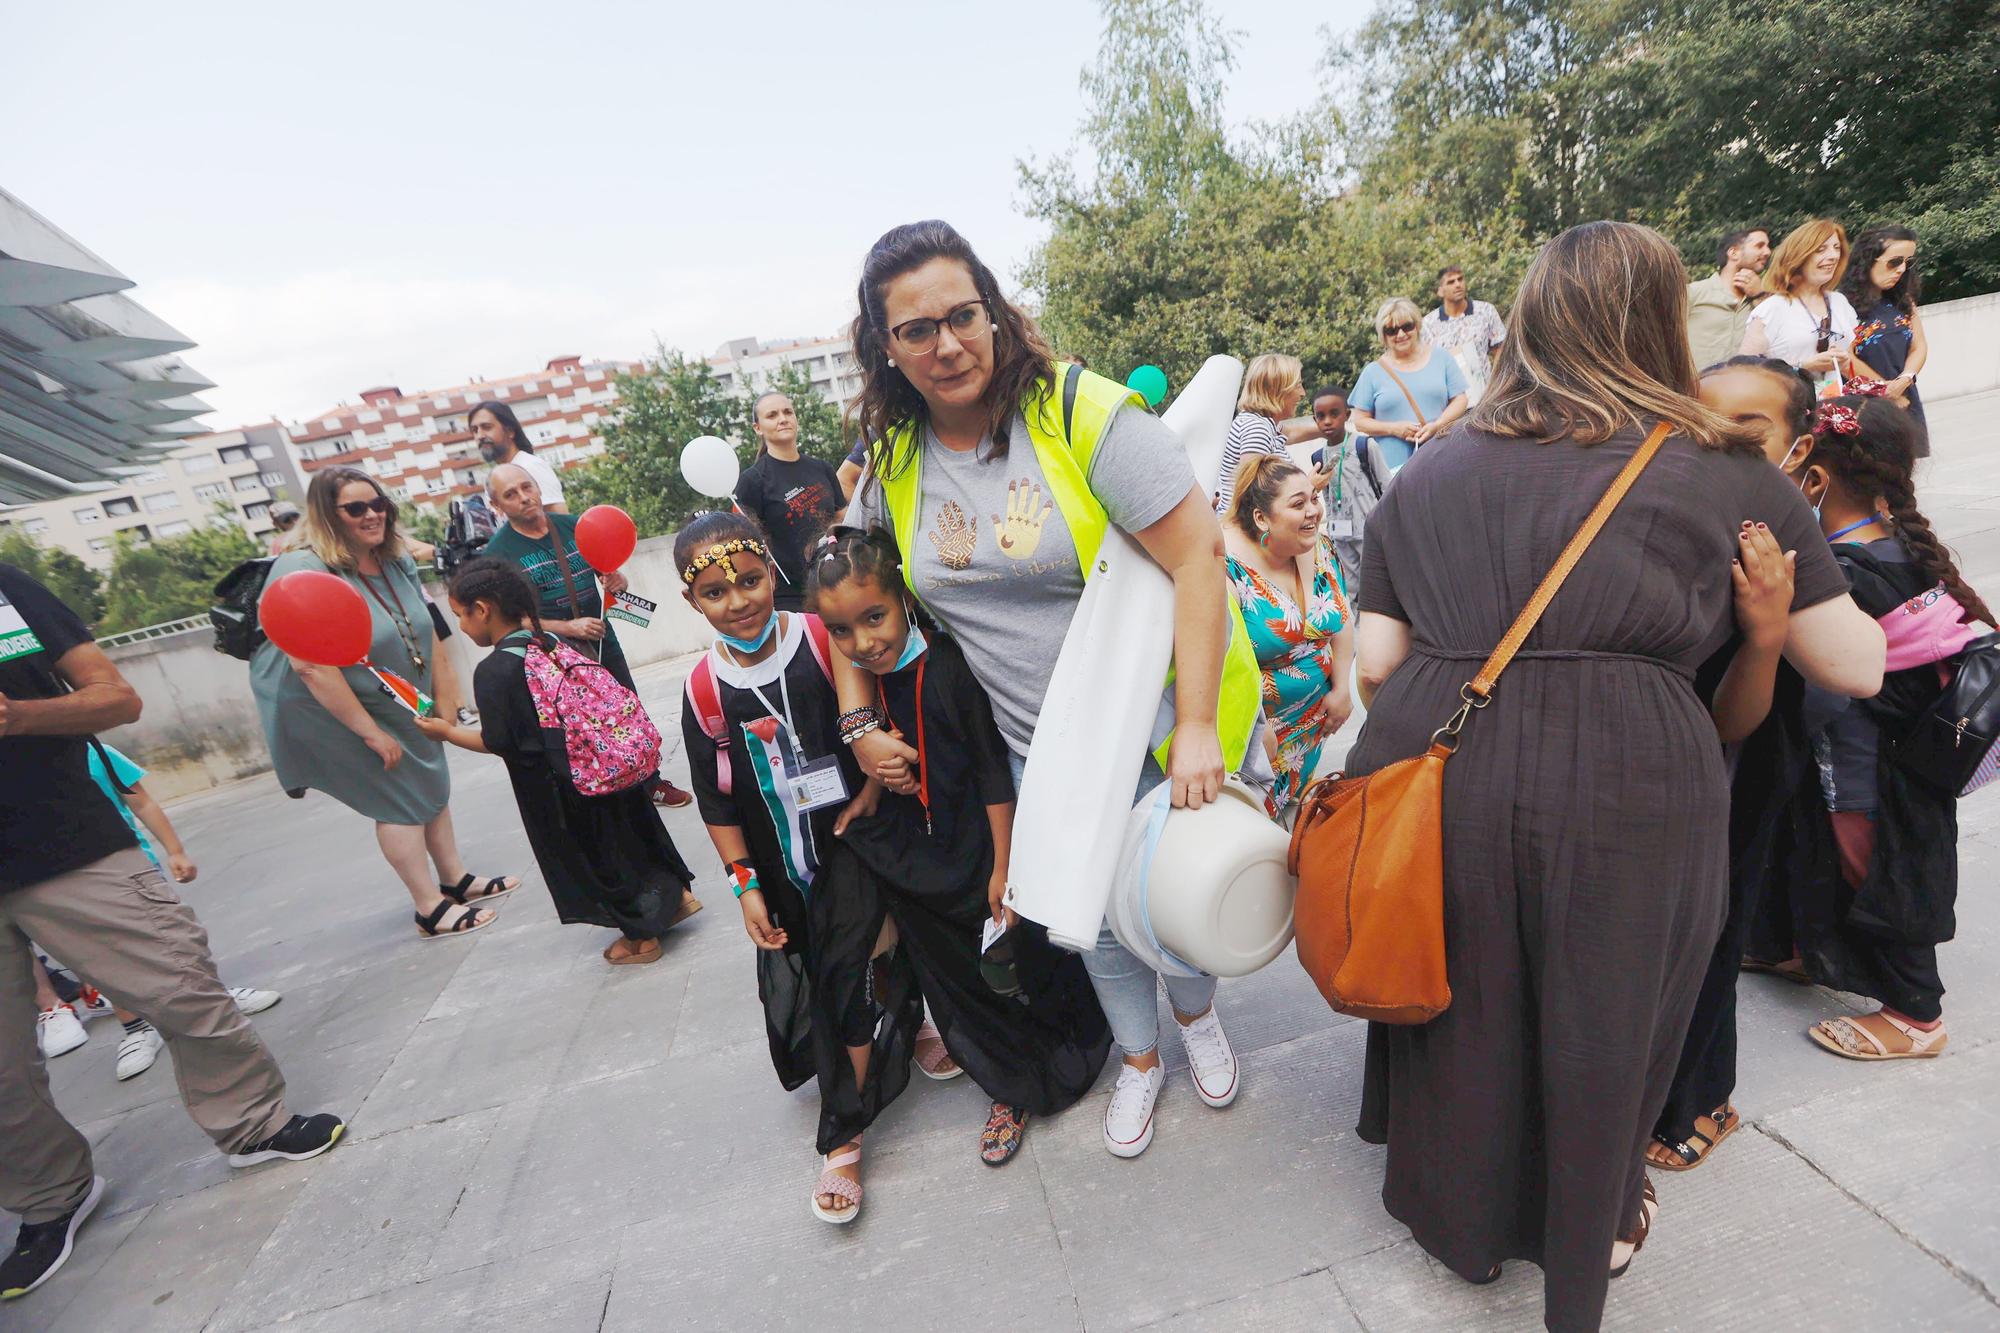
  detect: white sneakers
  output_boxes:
[1103,1063,1165,1158]
[228,987,282,1016]
[1178,1007,1240,1109]
[36,1005,88,1059]
[115,1025,164,1082]
[1102,1007,1241,1159]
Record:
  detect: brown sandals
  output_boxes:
[1646,1104,1740,1171]
[1610,1176,1658,1279]
[603,937,663,966]
[1810,1012,1948,1061]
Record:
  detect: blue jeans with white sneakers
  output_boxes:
[1005,751,1218,1057]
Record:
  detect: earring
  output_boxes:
[887,358,896,367]
[1257,527,1270,549]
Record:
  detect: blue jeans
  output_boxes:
[1006,751,1218,1057]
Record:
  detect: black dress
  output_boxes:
[832,633,1111,1116]
[473,648,693,939]
[680,613,919,1153]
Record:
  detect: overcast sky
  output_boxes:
[5,1,1370,428]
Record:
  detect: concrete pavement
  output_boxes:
[7,393,2000,1332]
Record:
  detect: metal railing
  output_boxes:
[96,615,209,648]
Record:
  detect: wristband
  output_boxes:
[728,860,760,900]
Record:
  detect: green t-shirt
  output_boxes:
[484,513,604,624]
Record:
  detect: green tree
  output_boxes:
[0,531,106,627]
[404,507,448,549]
[98,521,261,635]
[566,346,745,537]
[1021,0,1528,400]
[1338,0,2000,297]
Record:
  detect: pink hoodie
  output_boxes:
[1879,584,1980,673]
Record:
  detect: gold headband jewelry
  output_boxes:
[681,538,770,585]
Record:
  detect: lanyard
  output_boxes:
[725,619,808,766]
[355,564,426,673]
[1826,517,1880,543]
[878,653,931,835]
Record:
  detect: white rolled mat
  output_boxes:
[1005,355,1246,952]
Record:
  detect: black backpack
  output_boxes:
[1892,632,2000,797]
[210,556,276,660]
[436,495,499,574]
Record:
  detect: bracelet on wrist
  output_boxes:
[838,705,885,746]
[728,860,760,900]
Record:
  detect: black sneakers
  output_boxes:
[226,1112,347,1167]
[0,1175,103,1301]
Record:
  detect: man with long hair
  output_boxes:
[471,399,567,514]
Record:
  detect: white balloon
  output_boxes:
[680,435,740,499]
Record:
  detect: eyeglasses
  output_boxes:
[1883,255,1917,272]
[337,498,391,519]
[887,300,993,357]
[1382,321,1418,337]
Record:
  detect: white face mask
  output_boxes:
[1777,438,1805,474]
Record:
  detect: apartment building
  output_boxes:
[288,355,639,515]
[0,422,301,570]
[707,333,862,405]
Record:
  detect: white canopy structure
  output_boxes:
[0,187,215,504]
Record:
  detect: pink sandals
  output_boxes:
[811,1138,863,1225]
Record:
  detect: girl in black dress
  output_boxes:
[415,558,699,965]
[1790,397,1985,1061]
[673,512,916,1226]
[805,527,1110,1170]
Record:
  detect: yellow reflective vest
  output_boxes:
[874,361,1262,772]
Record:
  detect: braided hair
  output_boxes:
[447,556,544,633]
[1812,396,1993,625]
[1705,355,1816,440]
[804,525,907,612]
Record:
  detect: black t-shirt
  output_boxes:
[0,564,138,891]
[734,453,843,609]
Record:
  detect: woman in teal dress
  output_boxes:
[1220,454,1354,820]
[251,468,518,938]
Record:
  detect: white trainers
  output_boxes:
[1103,1062,1166,1158]
[74,988,118,1023]
[228,986,282,1015]
[36,1005,88,1059]
[1177,1007,1239,1109]
[115,1024,164,1081]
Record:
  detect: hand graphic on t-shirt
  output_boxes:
[928,500,976,570]
[991,480,1054,560]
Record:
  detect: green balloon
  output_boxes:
[1126,364,1169,408]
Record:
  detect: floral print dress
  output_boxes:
[1225,545,1349,816]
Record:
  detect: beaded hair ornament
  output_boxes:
[680,538,770,585]
[1813,403,1862,437]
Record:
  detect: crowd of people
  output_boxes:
[1,209,1967,1331]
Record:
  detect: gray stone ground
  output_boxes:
[8,393,2000,1333]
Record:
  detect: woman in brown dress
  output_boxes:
[1345,222,1885,1332]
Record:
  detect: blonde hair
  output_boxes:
[1765,219,1850,297]
[1227,453,1305,540]
[298,467,405,570]
[1471,221,1759,451]
[1237,354,1303,418]
[1374,297,1422,337]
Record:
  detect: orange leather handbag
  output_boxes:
[1289,421,1671,1023]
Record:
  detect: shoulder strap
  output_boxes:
[1377,360,1427,427]
[685,655,733,796]
[1469,421,1672,700]
[1062,361,1082,443]
[88,737,134,795]
[800,613,834,683]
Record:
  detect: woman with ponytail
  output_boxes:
[1221,453,1352,821]
[1786,396,1984,1061]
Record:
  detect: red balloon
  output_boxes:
[574,504,638,573]
[261,570,372,666]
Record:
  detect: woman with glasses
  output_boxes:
[1214,353,1305,514]
[1347,297,1471,475]
[251,468,518,939]
[1843,226,1930,451]
[842,219,1267,1162]
[1741,219,1857,398]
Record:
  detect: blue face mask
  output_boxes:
[718,615,777,654]
[892,625,928,672]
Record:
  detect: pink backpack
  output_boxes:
[685,614,832,795]
[506,632,662,796]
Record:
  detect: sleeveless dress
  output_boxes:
[1343,423,1849,1332]
[1225,544,1348,817]
[1851,297,1928,453]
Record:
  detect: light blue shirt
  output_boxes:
[1349,351,1470,471]
[86,742,158,866]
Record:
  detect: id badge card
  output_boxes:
[0,591,46,665]
[786,753,850,813]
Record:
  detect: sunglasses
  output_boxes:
[337,497,391,519]
[1814,313,1834,354]
[1883,254,1917,272]
[1382,320,1418,337]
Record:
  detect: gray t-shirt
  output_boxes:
[850,406,1194,754]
